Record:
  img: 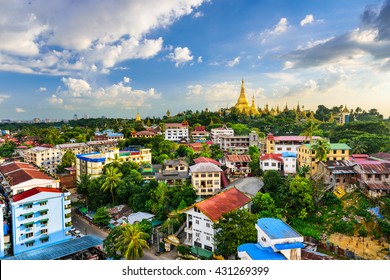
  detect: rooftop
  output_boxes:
[193,156,222,166]
[226,154,252,162]
[260,153,283,162]
[238,243,286,260]
[189,162,223,173]
[274,135,321,142]
[257,218,302,239]
[304,143,351,150]
[195,187,251,221]
[12,187,63,202]
[0,162,53,186]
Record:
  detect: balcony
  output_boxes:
[185,226,193,234]
[184,238,193,246]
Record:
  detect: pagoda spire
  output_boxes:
[234,79,250,114]
[250,94,260,115]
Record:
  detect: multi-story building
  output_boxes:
[155,159,190,186]
[87,140,118,153]
[56,143,90,156]
[183,187,251,252]
[264,133,321,154]
[219,131,259,154]
[189,162,223,197]
[75,147,152,181]
[260,154,283,173]
[9,187,72,256]
[24,146,62,175]
[297,143,351,175]
[191,126,209,142]
[355,162,390,198]
[165,122,189,142]
[221,154,252,177]
[210,125,234,144]
[238,218,304,260]
[0,162,59,196]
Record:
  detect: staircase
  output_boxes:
[333,187,346,199]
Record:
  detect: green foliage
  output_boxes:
[331,221,355,236]
[262,170,283,195]
[101,166,123,204]
[0,140,16,158]
[311,138,331,162]
[103,226,125,260]
[92,207,111,226]
[213,209,257,259]
[115,224,150,260]
[286,176,314,220]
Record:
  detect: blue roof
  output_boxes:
[3,235,103,260]
[238,243,286,260]
[282,152,297,158]
[76,152,106,162]
[274,242,304,250]
[257,218,302,239]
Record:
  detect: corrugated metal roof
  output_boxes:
[193,157,221,166]
[189,162,223,173]
[3,235,103,260]
[257,218,302,239]
[274,242,305,250]
[226,154,252,163]
[238,243,286,260]
[359,163,389,174]
[195,187,251,221]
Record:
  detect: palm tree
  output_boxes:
[311,138,331,162]
[101,166,123,204]
[349,138,368,154]
[77,173,92,195]
[115,224,150,260]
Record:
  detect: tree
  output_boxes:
[300,119,320,171]
[252,192,282,218]
[213,209,257,259]
[115,224,150,260]
[77,173,92,195]
[262,170,283,195]
[0,140,16,158]
[297,165,310,178]
[286,176,314,220]
[92,207,111,226]
[101,166,123,204]
[56,150,76,173]
[311,138,331,162]
[348,138,368,154]
[103,226,125,260]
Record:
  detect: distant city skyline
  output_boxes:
[0,0,390,120]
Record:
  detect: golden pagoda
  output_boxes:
[342,105,349,113]
[135,110,141,122]
[234,79,251,114]
[250,94,260,116]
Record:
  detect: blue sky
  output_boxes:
[0,0,389,121]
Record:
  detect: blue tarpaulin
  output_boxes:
[367,207,384,219]
[3,222,9,235]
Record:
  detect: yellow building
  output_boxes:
[297,143,351,175]
[234,79,251,115]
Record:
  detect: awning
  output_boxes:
[22,212,34,217]
[39,236,49,241]
[38,209,48,213]
[79,207,87,213]
[23,222,34,226]
[38,218,49,223]
[39,200,48,204]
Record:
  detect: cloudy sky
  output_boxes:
[0,0,389,120]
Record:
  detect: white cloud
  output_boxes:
[168,47,194,67]
[282,61,294,70]
[300,14,314,26]
[193,11,204,18]
[0,1,207,74]
[227,56,241,67]
[38,87,47,92]
[15,108,25,113]
[47,77,161,111]
[270,18,289,35]
[197,56,203,63]
[260,18,290,44]
[0,94,10,104]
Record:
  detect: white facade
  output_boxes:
[10,188,72,255]
[283,156,297,175]
[24,146,62,175]
[210,127,234,144]
[165,123,189,142]
[56,143,90,155]
[190,163,222,197]
[184,208,215,252]
[260,158,282,172]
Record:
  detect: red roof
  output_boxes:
[12,187,62,202]
[196,188,251,221]
[0,161,53,186]
[194,126,206,131]
[166,123,188,128]
[194,157,221,166]
[260,153,283,162]
[366,182,390,190]
[359,163,389,174]
[225,155,252,163]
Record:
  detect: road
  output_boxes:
[71,213,176,260]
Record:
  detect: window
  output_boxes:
[26,241,35,247]
[342,150,345,154]
[40,237,49,243]
[271,163,276,167]
[264,162,269,166]
[39,210,48,216]
[195,220,199,225]
[204,245,213,251]
[24,204,33,209]
[206,236,210,241]
[24,223,33,229]
[23,213,34,219]
[25,232,33,238]
[206,223,210,228]
[41,229,48,234]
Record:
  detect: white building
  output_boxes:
[219,131,259,154]
[0,162,59,196]
[210,126,234,144]
[281,152,297,175]
[55,142,90,156]
[24,146,62,175]
[183,187,251,252]
[259,154,283,172]
[238,218,304,260]
[264,133,321,154]
[10,187,72,255]
[165,122,189,142]
[189,162,223,197]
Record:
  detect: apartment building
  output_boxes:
[165,122,189,142]
[189,162,223,197]
[210,125,234,144]
[24,146,62,175]
[219,131,259,154]
[264,133,321,154]
[9,187,72,256]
